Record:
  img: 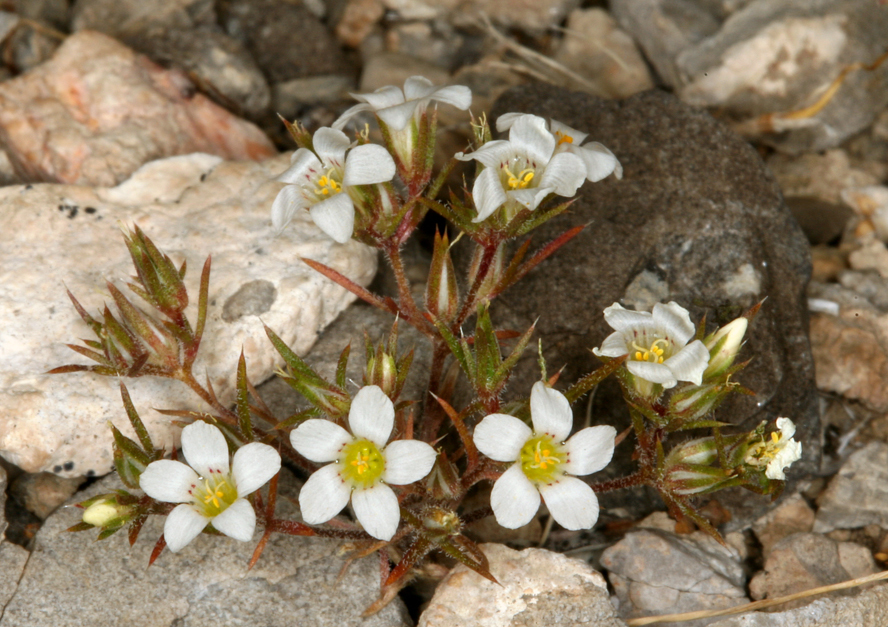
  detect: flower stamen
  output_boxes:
[632,338,668,363]
[503,165,535,189]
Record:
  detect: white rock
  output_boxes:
[0,152,377,476]
[418,543,623,627]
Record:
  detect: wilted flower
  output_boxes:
[473,382,615,530]
[456,113,587,223]
[272,127,396,243]
[290,385,437,541]
[496,113,621,182]
[746,417,802,480]
[139,421,281,552]
[593,302,711,390]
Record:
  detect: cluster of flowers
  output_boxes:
[75,76,802,567]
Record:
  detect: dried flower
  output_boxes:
[746,417,802,480]
[473,382,615,530]
[290,385,437,541]
[139,421,281,552]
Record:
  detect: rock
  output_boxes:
[610,0,722,87]
[601,528,748,622]
[842,185,888,243]
[9,472,84,520]
[2,18,62,73]
[10,0,69,29]
[450,59,526,124]
[814,442,888,533]
[752,494,815,558]
[767,150,879,207]
[417,543,624,627]
[490,85,818,525]
[0,465,7,536]
[380,0,578,32]
[748,533,867,603]
[359,52,450,94]
[554,8,655,99]
[335,0,385,48]
[0,151,377,476]
[271,75,356,121]
[0,542,29,611]
[676,0,888,154]
[218,0,354,84]
[784,196,853,246]
[71,0,216,33]
[838,541,878,580]
[0,31,275,186]
[385,21,466,70]
[0,473,411,627]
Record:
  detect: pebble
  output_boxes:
[814,442,888,533]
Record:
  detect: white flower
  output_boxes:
[290,385,437,541]
[333,76,471,133]
[456,113,587,222]
[473,382,616,530]
[746,417,802,481]
[271,127,396,243]
[139,421,281,552]
[497,113,622,182]
[593,302,711,389]
[703,316,748,378]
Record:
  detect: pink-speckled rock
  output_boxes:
[0,30,275,187]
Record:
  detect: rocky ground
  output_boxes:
[1,0,888,625]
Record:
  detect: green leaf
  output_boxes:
[118,382,155,455]
[235,352,254,442]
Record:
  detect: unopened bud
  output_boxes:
[367,352,398,397]
[703,317,747,379]
[82,498,130,527]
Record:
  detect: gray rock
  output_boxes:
[9,472,84,520]
[708,583,888,626]
[417,543,624,627]
[359,52,450,94]
[3,18,62,73]
[334,0,385,48]
[0,31,276,186]
[601,528,748,624]
[71,0,216,33]
[0,473,411,627]
[677,0,888,154]
[490,85,818,525]
[748,533,867,603]
[10,0,69,30]
[271,75,356,120]
[751,494,815,558]
[814,442,888,533]
[0,465,6,537]
[0,542,29,610]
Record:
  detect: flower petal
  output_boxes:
[474,413,532,462]
[471,167,508,222]
[139,459,199,503]
[549,119,588,146]
[564,426,616,476]
[352,483,400,540]
[652,301,696,346]
[593,331,629,358]
[298,463,351,524]
[777,417,796,439]
[428,84,472,110]
[312,127,350,167]
[164,503,208,553]
[354,85,405,110]
[539,476,599,530]
[276,148,321,184]
[627,360,677,387]
[530,382,573,442]
[348,385,394,447]
[211,498,256,542]
[383,440,437,485]
[538,152,586,198]
[574,142,619,182]
[271,184,308,232]
[181,421,230,478]
[490,463,541,529]
[342,144,396,185]
[332,102,374,131]
[663,340,710,385]
[602,303,654,334]
[507,186,552,212]
[232,442,281,496]
[402,76,435,100]
[509,114,555,165]
[767,439,802,480]
[376,100,422,130]
[456,139,512,168]
[495,112,523,133]
[290,419,352,463]
[309,193,355,244]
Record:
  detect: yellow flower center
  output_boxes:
[746,432,782,466]
[555,131,574,146]
[341,438,385,487]
[192,472,238,518]
[314,168,342,197]
[520,435,566,484]
[633,338,668,364]
[504,165,535,189]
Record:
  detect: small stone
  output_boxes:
[335,0,385,48]
[554,8,655,99]
[784,196,854,246]
[10,472,84,520]
[837,541,877,579]
[810,246,848,283]
[843,186,888,242]
[815,442,888,533]
[417,543,623,627]
[11,0,69,29]
[271,75,356,120]
[3,18,62,73]
[0,152,377,476]
[767,150,879,207]
[752,494,816,558]
[0,31,275,186]
[384,21,465,70]
[359,51,450,94]
[380,0,577,32]
[71,0,216,33]
[748,533,859,604]
[601,528,748,621]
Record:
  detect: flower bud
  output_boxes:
[703,317,748,379]
[81,496,132,528]
[366,352,398,398]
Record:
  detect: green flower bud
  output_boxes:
[703,317,748,379]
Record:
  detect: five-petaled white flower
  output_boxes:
[290,385,437,541]
[333,76,471,133]
[593,302,711,389]
[496,113,622,183]
[271,127,396,243]
[139,421,281,553]
[746,417,802,481]
[456,113,587,223]
[473,382,616,530]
